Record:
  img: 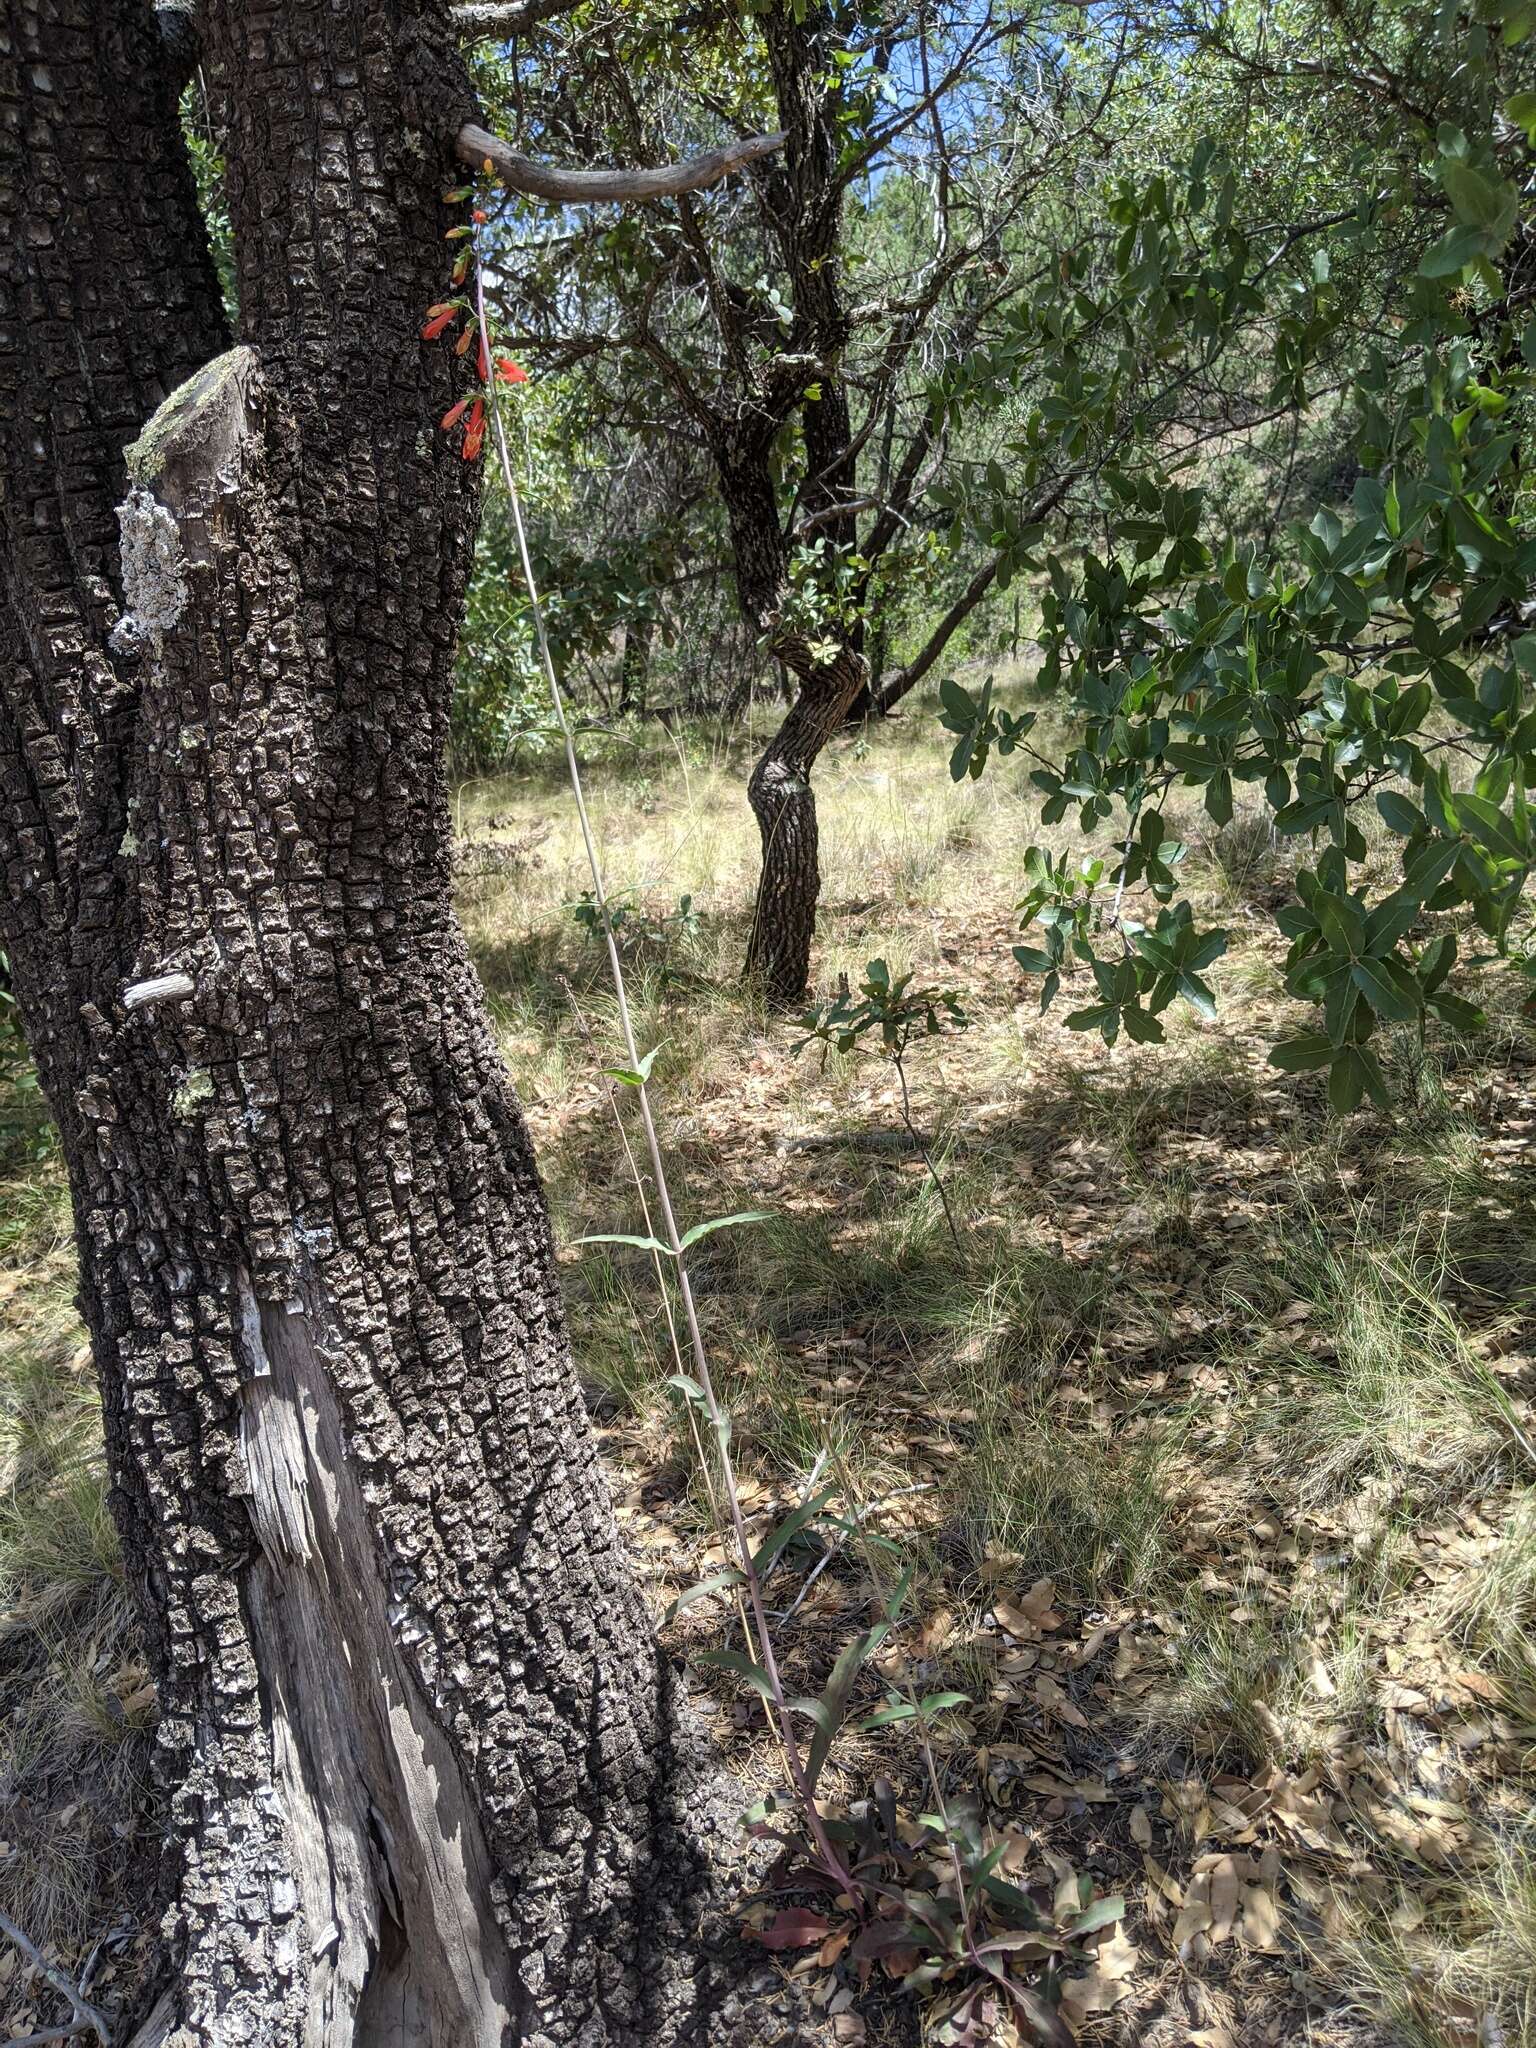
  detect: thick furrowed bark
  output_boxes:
[104,345,769,2044]
[0,0,228,1133]
[3,4,818,2043]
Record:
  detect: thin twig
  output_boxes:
[475,245,859,1902]
[0,1908,112,2048]
[892,1051,963,1255]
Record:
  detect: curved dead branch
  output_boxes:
[452,0,587,37]
[456,122,786,205]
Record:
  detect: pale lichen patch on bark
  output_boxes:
[113,347,259,660]
[168,1067,212,1119]
[110,487,187,653]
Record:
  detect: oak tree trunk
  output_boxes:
[704,0,869,1008]
[743,653,866,1007]
[713,401,868,1008]
[0,4,805,2043]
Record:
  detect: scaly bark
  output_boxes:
[742,652,865,1007]
[0,0,229,1148]
[1,3,811,2042]
[713,421,869,1004]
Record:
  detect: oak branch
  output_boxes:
[455,121,787,204]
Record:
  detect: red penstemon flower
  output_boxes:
[421,186,527,458]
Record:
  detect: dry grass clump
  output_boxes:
[0,1199,156,1986]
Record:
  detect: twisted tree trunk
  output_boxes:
[743,653,866,1006]
[690,0,869,1008]
[0,4,804,2042]
[716,434,869,1007]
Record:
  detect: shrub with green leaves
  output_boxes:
[794,957,969,1061]
[795,959,970,1246]
[935,1,1536,1111]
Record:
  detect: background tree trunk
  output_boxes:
[744,652,867,1006]
[690,0,869,1008]
[0,4,800,2042]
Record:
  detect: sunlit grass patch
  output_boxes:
[0,1583,157,1963]
[0,1231,153,1970]
[1438,1484,1536,1717]
[566,1251,681,1419]
[1221,1209,1510,1504]
[819,762,995,910]
[1317,1831,1536,2048]
[0,1274,123,1650]
[728,1330,863,1482]
[0,1160,71,1265]
[744,1191,987,1348]
[0,1440,121,1626]
[1129,1584,1381,1772]
[945,1405,1180,1605]
[1186,805,1289,909]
